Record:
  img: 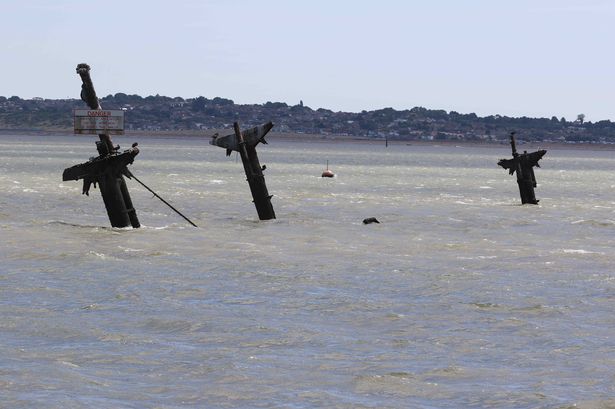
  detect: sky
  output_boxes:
[1,0,614,121]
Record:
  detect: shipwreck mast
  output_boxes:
[210,121,276,220]
[62,63,140,228]
[497,131,547,205]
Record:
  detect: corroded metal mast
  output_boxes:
[211,121,276,220]
[76,63,115,155]
[498,131,547,205]
[62,63,141,227]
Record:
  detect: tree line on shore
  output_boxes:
[1,94,614,143]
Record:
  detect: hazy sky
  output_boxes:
[1,0,614,121]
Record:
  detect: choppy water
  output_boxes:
[1,133,615,408]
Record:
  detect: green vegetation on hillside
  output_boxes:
[1,94,613,143]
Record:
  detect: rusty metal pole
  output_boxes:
[64,63,140,227]
[233,122,276,220]
[76,63,116,155]
[210,122,276,220]
[98,172,134,227]
[498,132,547,205]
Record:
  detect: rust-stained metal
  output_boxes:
[210,121,276,220]
[210,121,273,156]
[76,63,116,155]
[62,146,139,195]
[63,63,141,228]
[498,131,547,205]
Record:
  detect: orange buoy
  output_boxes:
[321,160,334,178]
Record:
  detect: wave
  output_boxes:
[570,219,615,228]
[559,249,605,255]
[48,220,111,229]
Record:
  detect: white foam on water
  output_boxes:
[560,249,604,255]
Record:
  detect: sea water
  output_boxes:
[1,133,614,408]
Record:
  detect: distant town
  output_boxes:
[1,94,614,144]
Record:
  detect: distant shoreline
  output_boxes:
[1,128,615,151]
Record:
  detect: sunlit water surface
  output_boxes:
[1,134,615,408]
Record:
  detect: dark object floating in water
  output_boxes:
[497,131,547,205]
[363,217,380,224]
[322,160,334,178]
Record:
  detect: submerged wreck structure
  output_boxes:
[62,63,141,228]
[210,122,276,220]
[498,131,547,205]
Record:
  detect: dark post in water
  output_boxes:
[62,63,141,228]
[497,131,547,205]
[210,121,276,220]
